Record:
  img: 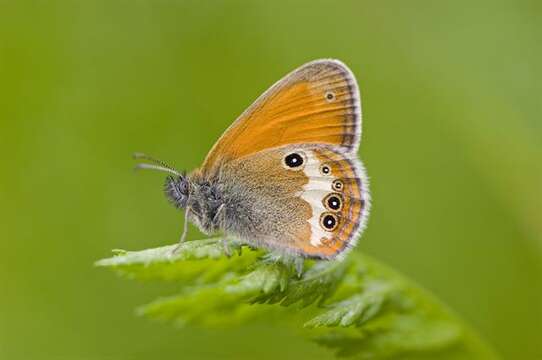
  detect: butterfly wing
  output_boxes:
[217,145,370,259]
[294,146,370,259]
[201,59,362,172]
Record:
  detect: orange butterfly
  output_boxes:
[135,59,370,261]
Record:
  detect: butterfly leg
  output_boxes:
[170,209,190,256]
[222,239,232,257]
[212,203,226,228]
[294,257,305,278]
[213,204,232,257]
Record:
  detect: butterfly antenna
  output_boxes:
[133,152,183,177]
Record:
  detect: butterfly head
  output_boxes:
[133,152,191,209]
[164,174,190,209]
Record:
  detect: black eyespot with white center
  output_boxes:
[325,91,336,102]
[332,180,344,192]
[284,152,304,169]
[320,164,331,176]
[320,213,338,231]
[324,193,343,211]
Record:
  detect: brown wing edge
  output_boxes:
[284,144,370,261]
[329,155,371,261]
[307,147,370,261]
[321,59,363,155]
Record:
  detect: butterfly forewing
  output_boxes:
[201,59,361,172]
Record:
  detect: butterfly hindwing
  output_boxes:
[216,145,369,259]
[291,146,369,259]
[201,59,362,172]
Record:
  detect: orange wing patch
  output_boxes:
[201,60,361,173]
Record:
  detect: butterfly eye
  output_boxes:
[324,193,343,211]
[325,91,336,102]
[332,179,344,192]
[320,164,331,175]
[320,213,339,231]
[284,152,305,169]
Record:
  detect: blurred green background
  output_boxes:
[1,0,540,359]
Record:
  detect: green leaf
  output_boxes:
[96,238,500,359]
[252,260,349,307]
[95,238,261,283]
[304,280,391,328]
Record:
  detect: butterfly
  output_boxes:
[135,59,370,261]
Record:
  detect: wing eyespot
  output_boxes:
[325,91,336,102]
[283,152,306,170]
[332,179,344,192]
[320,213,339,231]
[320,164,331,176]
[324,193,343,212]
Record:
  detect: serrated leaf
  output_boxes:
[304,280,393,328]
[227,262,292,295]
[96,239,500,359]
[138,261,293,327]
[252,260,349,307]
[95,238,261,282]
